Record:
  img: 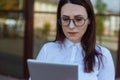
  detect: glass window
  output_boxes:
[33,13,56,58]
[34,0,57,58]
[96,15,119,69]
[34,0,57,12]
[0,12,24,78]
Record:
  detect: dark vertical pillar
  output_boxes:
[23,0,34,79]
[116,23,120,78]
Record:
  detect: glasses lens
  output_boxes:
[74,18,85,26]
[61,16,70,26]
[60,16,87,27]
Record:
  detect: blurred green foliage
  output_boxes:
[35,22,51,40]
[95,0,107,43]
[0,0,19,10]
[41,22,51,40]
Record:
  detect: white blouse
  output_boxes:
[36,39,115,80]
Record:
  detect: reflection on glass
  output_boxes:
[33,13,56,58]
[34,0,57,12]
[0,0,23,10]
[0,12,24,78]
[96,15,119,68]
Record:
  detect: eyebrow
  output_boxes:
[62,15,84,17]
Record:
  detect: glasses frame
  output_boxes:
[59,17,88,27]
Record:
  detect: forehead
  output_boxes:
[61,3,87,17]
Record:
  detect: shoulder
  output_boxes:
[96,44,110,54]
[36,41,60,60]
[95,44,112,60]
[42,41,60,49]
[96,45,115,79]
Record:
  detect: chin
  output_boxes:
[69,38,80,43]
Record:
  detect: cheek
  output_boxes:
[79,25,88,35]
[62,27,67,33]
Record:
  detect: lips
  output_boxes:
[68,32,78,35]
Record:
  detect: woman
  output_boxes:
[36,0,115,80]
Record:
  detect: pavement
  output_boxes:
[0,74,120,80]
[0,75,24,80]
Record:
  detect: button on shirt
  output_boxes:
[36,39,115,80]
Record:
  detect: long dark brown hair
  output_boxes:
[55,0,102,72]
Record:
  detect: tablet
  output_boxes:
[27,59,78,80]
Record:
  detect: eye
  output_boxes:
[61,16,70,21]
[75,17,83,22]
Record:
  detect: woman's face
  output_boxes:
[61,3,90,43]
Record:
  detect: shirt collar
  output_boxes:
[63,38,82,49]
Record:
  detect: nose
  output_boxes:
[69,20,76,28]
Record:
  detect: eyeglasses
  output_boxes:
[59,16,88,27]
